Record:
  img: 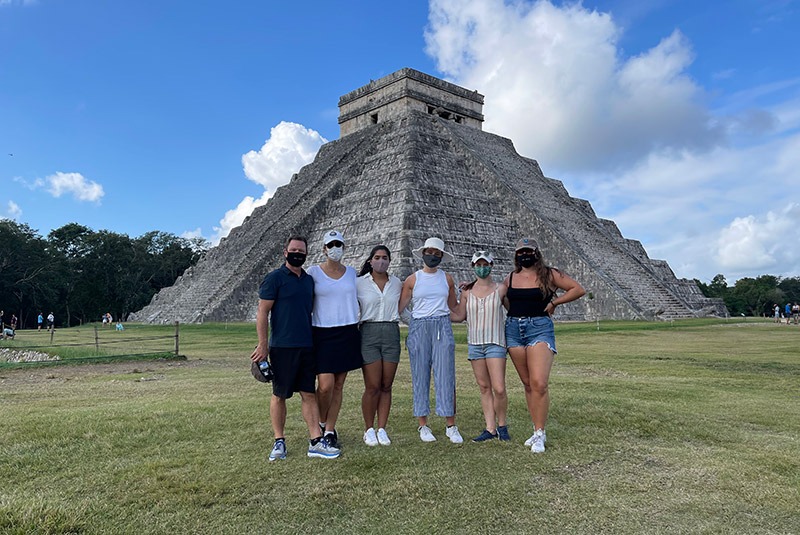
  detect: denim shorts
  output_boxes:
[467,343,507,361]
[505,316,557,354]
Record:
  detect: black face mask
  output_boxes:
[286,252,307,267]
[517,254,536,268]
[423,254,443,268]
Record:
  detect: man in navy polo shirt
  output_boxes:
[251,235,340,461]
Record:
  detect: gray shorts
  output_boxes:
[360,322,401,364]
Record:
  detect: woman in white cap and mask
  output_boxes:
[306,230,363,449]
[398,237,463,444]
[504,238,585,453]
[451,250,510,442]
[356,245,402,446]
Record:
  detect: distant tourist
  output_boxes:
[2,326,14,340]
[793,303,800,324]
[10,314,17,330]
[774,304,781,323]
[505,238,585,453]
[786,303,792,325]
[38,312,43,331]
[116,321,124,331]
[306,230,363,450]
[47,312,55,330]
[251,235,340,461]
[398,237,463,444]
[450,250,510,442]
[356,245,402,447]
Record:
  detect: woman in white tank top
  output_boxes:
[450,251,510,442]
[398,237,463,444]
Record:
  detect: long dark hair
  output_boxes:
[358,245,392,276]
[514,248,557,295]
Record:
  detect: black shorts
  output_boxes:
[270,346,316,399]
[313,324,362,374]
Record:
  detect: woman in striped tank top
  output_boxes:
[451,250,510,442]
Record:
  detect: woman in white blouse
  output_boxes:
[356,245,402,446]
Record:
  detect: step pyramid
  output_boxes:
[132,68,726,323]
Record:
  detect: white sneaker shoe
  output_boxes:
[363,427,378,447]
[445,425,463,444]
[530,429,545,453]
[418,425,437,442]
[524,429,547,446]
[376,428,391,446]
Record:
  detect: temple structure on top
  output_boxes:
[338,68,485,136]
[132,68,726,323]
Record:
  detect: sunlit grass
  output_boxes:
[1,320,798,533]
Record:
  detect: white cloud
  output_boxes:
[424,0,800,282]
[5,201,22,219]
[46,172,104,202]
[241,121,326,191]
[717,203,800,276]
[201,122,326,245]
[425,0,722,173]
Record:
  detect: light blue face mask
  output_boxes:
[473,265,492,279]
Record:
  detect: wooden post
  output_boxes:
[174,321,180,357]
[50,326,55,345]
[94,325,99,352]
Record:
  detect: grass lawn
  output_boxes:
[1,319,798,534]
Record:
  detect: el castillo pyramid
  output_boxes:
[132,68,726,323]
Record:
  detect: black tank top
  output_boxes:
[506,273,552,317]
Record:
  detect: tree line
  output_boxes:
[694,274,800,317]
[0,219,208,328]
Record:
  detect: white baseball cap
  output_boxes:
[471,250,494,264]
[323,230,345,245]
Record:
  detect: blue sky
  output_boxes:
[1,0,799,284]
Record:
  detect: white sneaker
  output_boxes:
[376,428,391,446]
[530,429,545,454]
[524,429,547,446]
[445,425,463,444]
[363,427,378,447]
[418,425,437,442]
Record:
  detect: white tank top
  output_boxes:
[307,265,359,327]
[411,269,451,319]
[466,285,506,346]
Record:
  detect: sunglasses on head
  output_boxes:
[326,241,344,249]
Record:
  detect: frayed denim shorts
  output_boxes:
[505,316,557,354]
[467,343,507,361]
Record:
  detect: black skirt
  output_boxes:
[313,324,362,374]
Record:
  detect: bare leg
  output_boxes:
[527,343,555,429]
[362,361,382,430]
[509,346,534,424]
[270,394,287,438]
[471,359,496,432]
[486,357,508,427]
[299,391,323,439]
[325,371,348,432]
[316,372,335,424]
[377,361,398,429]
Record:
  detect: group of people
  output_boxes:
[36,311,55,331]
[250,232,585,461]
[774,303,800,324]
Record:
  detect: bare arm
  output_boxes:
[450,288,468,323]
[446,273,458,312]
[544,270,586,316]
[250,298,274,362]
[398,274,416,316]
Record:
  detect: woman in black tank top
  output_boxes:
[504,238,585,453]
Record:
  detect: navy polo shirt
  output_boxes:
[258,265,314,348]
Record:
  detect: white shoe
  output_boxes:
[524,429,547,446]
[376,428,391,446]
[363,427,378,447]
[530,429,545,454]
[418,425,437,442]
[445,425,463,444]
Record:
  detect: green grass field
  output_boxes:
[1,319,798,534]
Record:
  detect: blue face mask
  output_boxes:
[473,265,492,279]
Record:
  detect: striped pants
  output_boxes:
[406,315,456,417]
